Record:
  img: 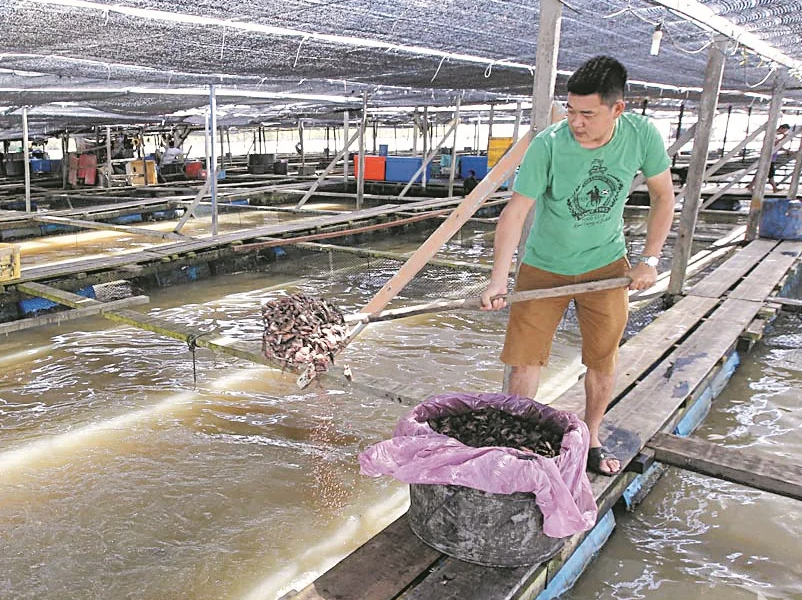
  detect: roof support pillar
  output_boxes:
[668,36,727,297]
[422,106,429,189]
[298,119,305,168]
[487,103,495,141]
[343,111,350,185]
[356,92,368,210]
[208,84,219,236]
[504,0,562,392]
[22,106,31,213]
[512,101,523,142]
[448,95,462,198]
[105,126,112,187]
[746,69,788,240]
[61,133,69,190]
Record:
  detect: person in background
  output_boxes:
[769,124,791,193]
[480,56,675,476]
[160,141,183,166]
[463,169,479,196]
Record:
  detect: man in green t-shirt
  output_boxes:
[480,56,675,476]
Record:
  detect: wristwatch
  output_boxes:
[639,255,659,268]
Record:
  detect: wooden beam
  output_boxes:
[23,107,31,213]
[173,178,212,233]
[768,296,802,311]
[747,69,787,240]
[357,132,532,317]
[295,128,361,209]
[32,215,186,241]
[647,433,802,502]
[398,117,458,197]
[668,37,727,296]
[447,96,461,198]
[0,295,150,335]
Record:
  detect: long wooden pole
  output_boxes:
[347,278,631,324]
[22,107,31,213]
[295,128,361,209]
[342,111,350,185]
[701,127,801,209]
[356,132,532,318]
[398,117,458,197]
[512,101,523,142]
[746,69,788,240]
[422,106,429,189]
[105,126,113,187]
[209,84,219,236]
[668,36,727,297]
[448,96,462,198]
[357,93,368,210]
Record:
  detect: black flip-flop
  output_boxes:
[587,446,620,476]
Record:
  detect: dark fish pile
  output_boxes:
[428,407,564,458]
[261,293,348,373]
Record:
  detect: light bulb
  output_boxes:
[650,23,663,56]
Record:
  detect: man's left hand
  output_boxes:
[628,261,657,290]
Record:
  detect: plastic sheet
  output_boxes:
[359,392,597,538]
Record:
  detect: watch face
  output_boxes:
[642,256,659,267]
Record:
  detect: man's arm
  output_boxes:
[630,167,675,290]
[480,192,535,310]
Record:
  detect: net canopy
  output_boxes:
[1,0,801,134]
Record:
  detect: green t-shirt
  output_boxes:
[512,112,670,275]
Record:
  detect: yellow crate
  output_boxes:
[487,136,514,168]
[0,243,21,282]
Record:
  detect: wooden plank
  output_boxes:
[287,515,441,600]
[687,239,778,298]
[769,296,802,311]
[647,433,802,501]
[552,295,720,415]
[32,215,186,241]
[728,241,802,301]
[590,298,763,485]
[0,295,150,335]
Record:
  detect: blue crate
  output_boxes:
[460,155,488,179]
[20,286,96,315]
[385,156,431,183]
[378,144,389,156]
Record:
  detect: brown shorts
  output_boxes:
[500,257,630,375]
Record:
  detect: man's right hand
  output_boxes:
[480,280,509,311]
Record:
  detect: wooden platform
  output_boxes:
[282,238,802,600]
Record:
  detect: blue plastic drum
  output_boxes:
[759,197,802,241]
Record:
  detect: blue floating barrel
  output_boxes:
[460,155,488,179]
[759,198,802,241]
[378,144,389,157]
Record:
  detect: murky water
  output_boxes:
[1,218,799,600]
[566,313,802,600]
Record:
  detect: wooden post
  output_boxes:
[422,106,429,189]
[448,96,462,198]
[504,0,562,392]
[343,111,350,184]
[357,93,368,210]
[512,101,523,142]
[22,106,31,212]
[673,103,685,168]
[487,103,495,141]
[105,126,113,187]
[412,107,419,155]
[787,129,802,200]
[61,133,69,190]
[298,119,305,167]
[208,84,219,236]
[372,119,378,154]
[746,69,788,240]
[720,104,732,156]
[668,36,728,297]
[742,105,753,161]
[225,128,232,167]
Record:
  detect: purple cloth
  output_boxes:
[359,392,598,538]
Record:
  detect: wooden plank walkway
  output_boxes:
[283,237,802,600]
[647,433,802,502]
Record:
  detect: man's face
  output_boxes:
[566,93,625,148]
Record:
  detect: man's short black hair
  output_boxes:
[566,56,627,106]
[779,123,791,131]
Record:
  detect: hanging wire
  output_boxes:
[431,56,447,83]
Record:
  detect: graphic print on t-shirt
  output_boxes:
[567,159,624,227]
